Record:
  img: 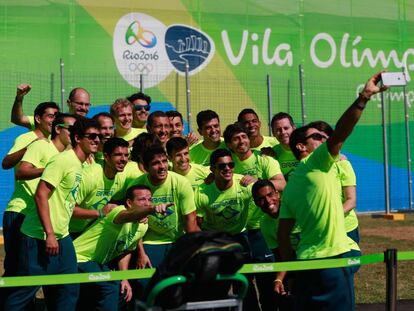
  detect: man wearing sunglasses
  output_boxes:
[127,91,152,130]
[1,113,77,303]
[276,72,388,310]
[10,85,91,129]
[223,123,286,311]
[5,118,101,310]
[194,148,259,311]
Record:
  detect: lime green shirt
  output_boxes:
[131,172,196,244]
[6,140,59,215]
[335,160,358,233]
[179,163,210,190]
[69,162,131,233]
[260,213,300,250]
[116,127,146,142]
[74,205,148,264]
[7,131,38,154]
[111,161,145,201]
[21,149,83,240]
[233,150,282,229]
[280,143,359,259]
[189,139,227,166]
[195,174,252,235]
[251,135,279,151]
[273,144,299,181]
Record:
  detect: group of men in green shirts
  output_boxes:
[1,72,386,311]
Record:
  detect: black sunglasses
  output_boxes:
[83,133,103,140]
[135,104,151,111]
[305,133,328,141]
[216,162,235,170]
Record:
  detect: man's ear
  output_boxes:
[125,198,132,209]
[74,134,81,145]
[296,142,306,153]
[34,115,41,125]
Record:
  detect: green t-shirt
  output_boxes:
[195,174,252,235]
[260,213,300,250]
[131,172,196,244]
[69,162,132,233]
[233,150,282,229]
[335,159,358,233]
[273,144,300,181]
[21,149,83,240]
[111,161,145,201]
[116,127,146,142]
[179,163,210,190]
[280,143,359,259]
[7,131,38,155]
[189,139,227,166]
[74,205,148,264]
[6,139,59,215]
[251,135,279,151]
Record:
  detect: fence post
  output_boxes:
[59,58,65,112]
[298,64,306,126]
[402,70,413,210]
[266,74,272,136]
[385,248,397,311]
[139,74,144,93]
[185,60,192,133]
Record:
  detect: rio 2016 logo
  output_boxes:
[125,20,157,48]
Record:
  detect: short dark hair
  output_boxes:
[237,108,259,122]
[196,110,219,129]
[92,112,114,123]
[51,113,78,139]
[126,184,152,201]
[271,112,295,129]
[223,123,248,144]
[210,148,232,167]
[147,111,168,128]
[289,125,311,160]
[127,92,151,105]
[70,118,100,147]
[130,133,161,163]
[68,87,90,101]
[166,137,188,157]
[34,102,59,118]
[252,179,276,202]
[166,110,183,123]
[142,146,167,169]
[103,137,129,155]
[308,120,333,137]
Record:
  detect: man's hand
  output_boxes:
[240,175,257,186]
[274,279,286,295]
[120,280,133,302]
[16,84,31,99]
[45,233,59,256]
[136,252,152,269]
[154,203,174,215]
[186,132,199,146]
[102,203,117,216]
[360,71,388,99]
[204,173,214,185]
[139,217,149,224]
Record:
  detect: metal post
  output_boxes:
[185,61,192,133]
[266,74,273,136]
[385,249,397,311]
[381,90,391,214]
[59,58,65,112]
[175,72,179,111]
[403,76,413,210]
[298,64,306,125]
[287,79,291,114]
[50,73,55,102]
[139,74,144,93]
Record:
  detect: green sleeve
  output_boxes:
[337,160,356,187]
[40,154,66,188]
[178,178,196,215]
[21,140,48,167]
[261,155,282,178]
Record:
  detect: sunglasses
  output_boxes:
[305,133,328,141]
[216,162,235,170]
[135,104,151,111]
[56,123,72,129]
[83,133,103,140]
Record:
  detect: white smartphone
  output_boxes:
[381,72,407,86]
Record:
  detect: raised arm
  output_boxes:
[11,84,33,129]
[327,72,387,156]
